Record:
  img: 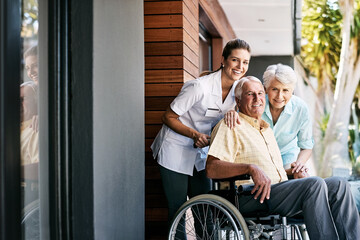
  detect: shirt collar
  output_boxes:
[238,112,269,131]
[283,96,294,115]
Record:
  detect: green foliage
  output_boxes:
[318,113,330,138]
[21,0,38,38]
[301,0,343,88]
[351,2,360,59]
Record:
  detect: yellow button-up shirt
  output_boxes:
[208,112,288,185]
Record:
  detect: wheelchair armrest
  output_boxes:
[212,174,251,183]
[212,175,251,191]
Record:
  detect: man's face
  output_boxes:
[237,81,265,120]
[20,85,37,122]
[25,55,38,84]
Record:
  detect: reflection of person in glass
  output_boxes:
[20,81,39,165]
[24,45,39,132]
[24,45,38,84]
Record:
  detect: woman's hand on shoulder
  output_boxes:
[224,110,240,129]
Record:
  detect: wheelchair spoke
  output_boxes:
[168,195,249,240]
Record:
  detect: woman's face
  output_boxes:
[265,78,294,110]
[222,48,250,82]
[25,55,38,84]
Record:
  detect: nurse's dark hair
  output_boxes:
[222,39,251,60]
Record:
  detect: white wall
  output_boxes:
[93,0,144,239]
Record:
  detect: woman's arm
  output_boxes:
[292,149,312,173]
[162,107,210,148]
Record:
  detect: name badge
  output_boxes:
[205,108,220,117]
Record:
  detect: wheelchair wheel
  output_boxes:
[168,194,250,240]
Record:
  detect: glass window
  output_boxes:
[21,0,40,238]
[199,23,212,74]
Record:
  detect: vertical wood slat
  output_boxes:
[144,1,199,239]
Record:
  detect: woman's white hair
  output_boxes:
[235,76,263,99]
[262,63,297,89]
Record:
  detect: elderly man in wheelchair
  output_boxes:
[168,76,360,240]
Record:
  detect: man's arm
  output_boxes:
[206,155,272,203]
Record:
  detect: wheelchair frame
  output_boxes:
[168,176,308,240]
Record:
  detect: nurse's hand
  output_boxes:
[193,133,211,148]
[224,110,240,129]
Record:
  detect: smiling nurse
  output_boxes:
[151,39,251,235]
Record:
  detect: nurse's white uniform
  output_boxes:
[151,70,239,175]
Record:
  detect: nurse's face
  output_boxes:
[221,48,250,82]
[265,78,294,110]
[25,55,39,84]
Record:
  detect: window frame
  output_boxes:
[0,0,22,238]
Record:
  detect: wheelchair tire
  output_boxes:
[168,194,250,240]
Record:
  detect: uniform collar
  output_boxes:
[238,112,269,131]
[212,69,238,110]
[211,70,222,96]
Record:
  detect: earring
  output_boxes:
[221,63,224,68]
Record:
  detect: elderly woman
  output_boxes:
[226,63,314,177]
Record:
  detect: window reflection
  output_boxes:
[21,0,40,239]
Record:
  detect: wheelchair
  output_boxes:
[168,175,309,240]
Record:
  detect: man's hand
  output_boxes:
[248,164,271,203]
[224,110,241,129]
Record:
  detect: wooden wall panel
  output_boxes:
[183,30,199,56]
[145,125,162,139]
[145,96,174,110]
[144,28,183,42]
[144,1,183,15]
[145,111,164,124]
[144,0,234,238]
[145,56,183,69]
[145,83,183,96]
[184,44,199,68]
[199,0,235,43]
[184,56,199,78]
[183,16,199,44]
[183,1,199,31]
[145,42,183,56]
[144,15,183,28]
